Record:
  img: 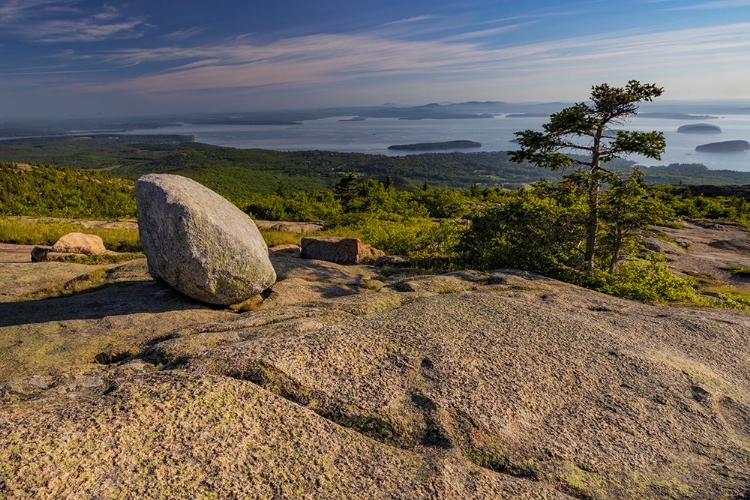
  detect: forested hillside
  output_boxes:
[3,135,750,195]
[0,162,136,218]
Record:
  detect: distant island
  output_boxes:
[678,123,722,134]
[388,140,482,151]
[505,113,549,118]
[397,114,493,121]
[639,112,719,120]
[339,116,367,122]
[696,140,750,153]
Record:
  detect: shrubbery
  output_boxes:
[0,162,136,219]
[5,160,750,306]
[581,259,702,303]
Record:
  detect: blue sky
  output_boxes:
[1,0,749,117]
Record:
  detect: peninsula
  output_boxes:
[388,140,482,151]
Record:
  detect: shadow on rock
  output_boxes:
[0,280,208,327]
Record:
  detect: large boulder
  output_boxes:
[135,174,276,305]
[51,232,106,255]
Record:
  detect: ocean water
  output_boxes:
[124,114,750,171]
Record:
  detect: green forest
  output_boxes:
[3,135,750,198]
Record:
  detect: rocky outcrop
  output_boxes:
[5,218,750,499]
[51,232,106,255]
[135,174,276,305]
[301,236,381,264]
[643,237,686,255]
[3,260,749,498]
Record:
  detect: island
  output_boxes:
[388,140,482,151]
[505,113,550,118]
[695,140,750,153]
[397,113,493,120]
[678,123,722,134]
[339,116,367,122]
[639,112,719,120]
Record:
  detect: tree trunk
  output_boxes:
[608,231,622,274]
[585,130,604,271]
[584,175,600,271]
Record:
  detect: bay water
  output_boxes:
[124,114,750,171]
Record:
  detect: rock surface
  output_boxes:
[51,232,106,255]
[136,174,276,305]
[2,220,750,499]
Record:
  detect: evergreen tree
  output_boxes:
[511,80,666,270]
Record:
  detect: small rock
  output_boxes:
[30,245,52,262]
[269,244,301,257]
[643,237,685,255]
[374,255,411,267]
[78,377,105,388]
[52,232,107,255]
[254,221,323,233]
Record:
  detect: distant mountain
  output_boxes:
[639,112,719,120]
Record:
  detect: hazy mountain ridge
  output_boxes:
[3,100,750,138]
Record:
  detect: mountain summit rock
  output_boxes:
[135,173,275,305]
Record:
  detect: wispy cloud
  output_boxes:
[70,21,750,99]
[383,15,436,25]
[665,0,750,9]
[0,0,151,42]
[162,26,205,41]
[0,0,75,23]
[440,21,535,42]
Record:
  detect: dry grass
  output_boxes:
[0,217,140,252]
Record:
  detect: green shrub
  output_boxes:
[458,185,586,275]
[582,259,702,303]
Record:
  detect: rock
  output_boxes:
[301,237,370,264]
[268,244,301,257]
[254,220,323,233]
[708,239,750,252]
[374,255,412,267]
[364,245,386,261]
[135,174,276,305]
[30,245,51,262]
[51,232,106,255]
[643,237,686,255]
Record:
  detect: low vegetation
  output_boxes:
[0,217,140,252]
[0,161,136,219]
[4,141,750,307]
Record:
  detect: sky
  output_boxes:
[1,0,749,117]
